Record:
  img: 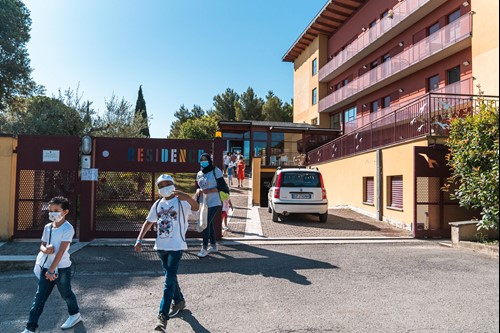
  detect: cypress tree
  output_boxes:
[134,85,150,137]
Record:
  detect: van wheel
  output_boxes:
[319,213,328,223]
[272,209,279,222]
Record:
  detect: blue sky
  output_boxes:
[23,0,326,138]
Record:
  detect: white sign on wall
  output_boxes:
[42,150,60,162]
[81,168,98,181]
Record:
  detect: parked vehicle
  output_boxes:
[266,167,329,222]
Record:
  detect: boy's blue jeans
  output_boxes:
[27,266,79,332]
[202,206,221,249]
[157,250,184,316]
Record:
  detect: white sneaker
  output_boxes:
[21,329,34,333]
[197,248,208,258]
[222,226,229,230]
[61,313,82,329]
[207,246,218,254]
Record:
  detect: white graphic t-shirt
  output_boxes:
[41,221,74,269]
[146,197,192,251]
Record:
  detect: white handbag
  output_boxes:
[196,196,209,233]
[34,226,52,279]
[33,251,46,279]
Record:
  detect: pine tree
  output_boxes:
[134,85,150,137]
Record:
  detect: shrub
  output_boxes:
[445,90,499,230]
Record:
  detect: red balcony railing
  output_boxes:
[319,14,472,114]
[308,94,499,165]
[344,79,473,134]
[319,0,434,82]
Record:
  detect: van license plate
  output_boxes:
[292,193,311,199]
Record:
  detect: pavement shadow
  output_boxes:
[177,309,210,333]
[178,243,338,285]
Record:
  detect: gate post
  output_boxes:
[79,138,95,242]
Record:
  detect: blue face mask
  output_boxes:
[200,161,209,168]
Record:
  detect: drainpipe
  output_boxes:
[376,149,383,221]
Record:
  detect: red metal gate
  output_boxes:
[79,137,225,241]
[13,135,80,238]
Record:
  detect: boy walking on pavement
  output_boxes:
[135,174,199,332]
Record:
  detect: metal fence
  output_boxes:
[308,94,499,165]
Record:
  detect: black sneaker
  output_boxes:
[168,299,186,318]
[155,313,168,332]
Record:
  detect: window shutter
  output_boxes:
[391,176,403,208]
[366,177,374,203]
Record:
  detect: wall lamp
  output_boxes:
[398,88,404,93]
[362,65,367,69]
[462,60,470,66]
[398,41,404,47]
[361,27,367,32]
[462,1,469,7]
[330,86,334,90]
[362,104,367,108]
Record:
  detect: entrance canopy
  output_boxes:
[219,120,340,167]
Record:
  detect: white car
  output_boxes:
[267,168,329,222]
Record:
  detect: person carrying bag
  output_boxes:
[196,153,229,257]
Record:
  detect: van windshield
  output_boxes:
[281,172,320,188]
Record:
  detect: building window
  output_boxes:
[428,22,440,36]
[335,82,342,91]
[343,78,349,86]
[344,106,357,122]
[381,10,389,19]
[382,53,391,63]
[330,113,342,130]
[370,60,378,69]
[448,9,461,24]
[371,100,378,113]
[312,88,317,105]
[364,177,374,204]
[312,58,318,76]
[446,65,460,85]
[388,176,403,209]
[427,74,440,92]
[311,118,318,126]
[382,95,391,109]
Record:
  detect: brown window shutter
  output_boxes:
[391,176,403,208]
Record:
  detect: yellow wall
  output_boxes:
[316,138,428,231]
[0,137,17,240]
[293,35,330,127]
[252,157,262,206]
[472,0,499,95]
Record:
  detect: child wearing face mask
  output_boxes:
[22,196,81,333]
[135,174,199,332]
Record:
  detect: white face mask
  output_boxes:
[48,212,63,223]
[158,185,175,198]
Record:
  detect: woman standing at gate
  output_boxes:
[196,153,228,257]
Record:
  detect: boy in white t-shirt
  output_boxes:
[22,196,81,333]
[135,174,199,332]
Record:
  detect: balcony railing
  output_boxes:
[319,0,434,82]
[344,79,473,134]
[308,94,499,165]
[319,14,472,114]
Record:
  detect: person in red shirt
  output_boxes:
[237,155,245,188]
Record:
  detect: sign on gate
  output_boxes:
[79,137,225,241]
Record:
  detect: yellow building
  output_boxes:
[283,0,499,237]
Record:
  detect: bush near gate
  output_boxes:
[445,91,499,231]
